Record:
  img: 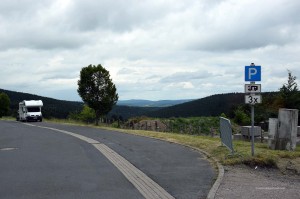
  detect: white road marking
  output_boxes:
[94,143,175,199]
[23,123,175,199]
[0,147,18,151]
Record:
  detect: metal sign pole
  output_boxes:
[251,104,255,156]
[250,59,256,156]
[249,63,256,156]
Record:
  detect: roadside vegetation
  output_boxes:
[39,117,300,173]
[0,92,10,118]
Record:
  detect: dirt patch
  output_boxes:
[277,157,300,175]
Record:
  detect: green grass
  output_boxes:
[44,118,88,125]
[112,128,300,168]
[0,116,15,121]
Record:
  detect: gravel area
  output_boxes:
[215,165,300,199]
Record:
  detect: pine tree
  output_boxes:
[278,70,300,109]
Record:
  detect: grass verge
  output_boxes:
[0,116,15,121]
[111,128,300,169]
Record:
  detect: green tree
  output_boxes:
[220,113,227,118]
[233,106,250,125]
[278,70,300,109]
[79,105,96,123]
[0,92,10,117]
[77,64,118,125]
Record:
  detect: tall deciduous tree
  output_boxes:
[77,64,118,125]
[0,92,10,117]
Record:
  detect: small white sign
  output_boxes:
[245,94,262,104]
[245,84,261,93]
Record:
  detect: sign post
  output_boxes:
[245,63,262,156]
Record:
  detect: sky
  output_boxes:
[1,0,300,101]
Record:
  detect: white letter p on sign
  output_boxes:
[248,68,257,80]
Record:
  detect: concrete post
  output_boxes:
[277,108,298,151]
[268,118,278,150]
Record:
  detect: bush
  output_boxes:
[68,105,95,124]
[0,92,10,117]
[233,107,250,125]
[163,117,219,135]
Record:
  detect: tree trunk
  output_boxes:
[95,111,100,126]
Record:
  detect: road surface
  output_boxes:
[0,120,215,199]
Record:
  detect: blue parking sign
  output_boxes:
[245,66,261,81]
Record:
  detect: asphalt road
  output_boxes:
[0,120,215,199]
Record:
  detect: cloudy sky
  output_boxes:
[1,0,300,101]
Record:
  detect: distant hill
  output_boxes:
[110,93,252,119]
[147,93,245,118]
[1,88,278,120]
[117,99,193,107]
[147,92,280,118]
[108,106,161,120]
[110,94,245,119]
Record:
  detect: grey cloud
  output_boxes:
[0,0,52,17]
[1,0,300,101]
[0,0,90,50]
[160,71,213,83]
[270,68,300,79]
[65,0,187,32]
[0,32,89,50]
[117,68,137,75]
[1,0,179,50]
[189,1,300,51]
[145,75,161,80]
[0,11,91,51]
[41,74,78,81]
[192,26,298,51]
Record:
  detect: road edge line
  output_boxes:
[105,129,224,199]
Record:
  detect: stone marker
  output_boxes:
[241,126,261,138]
[268,118,278,150]
[276,108,298,151]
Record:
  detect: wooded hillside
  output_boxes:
[147,93,245,118]
[0,88,282,121]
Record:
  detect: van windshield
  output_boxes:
[27,107,40,112]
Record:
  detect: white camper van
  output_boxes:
[17,100,43,122]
